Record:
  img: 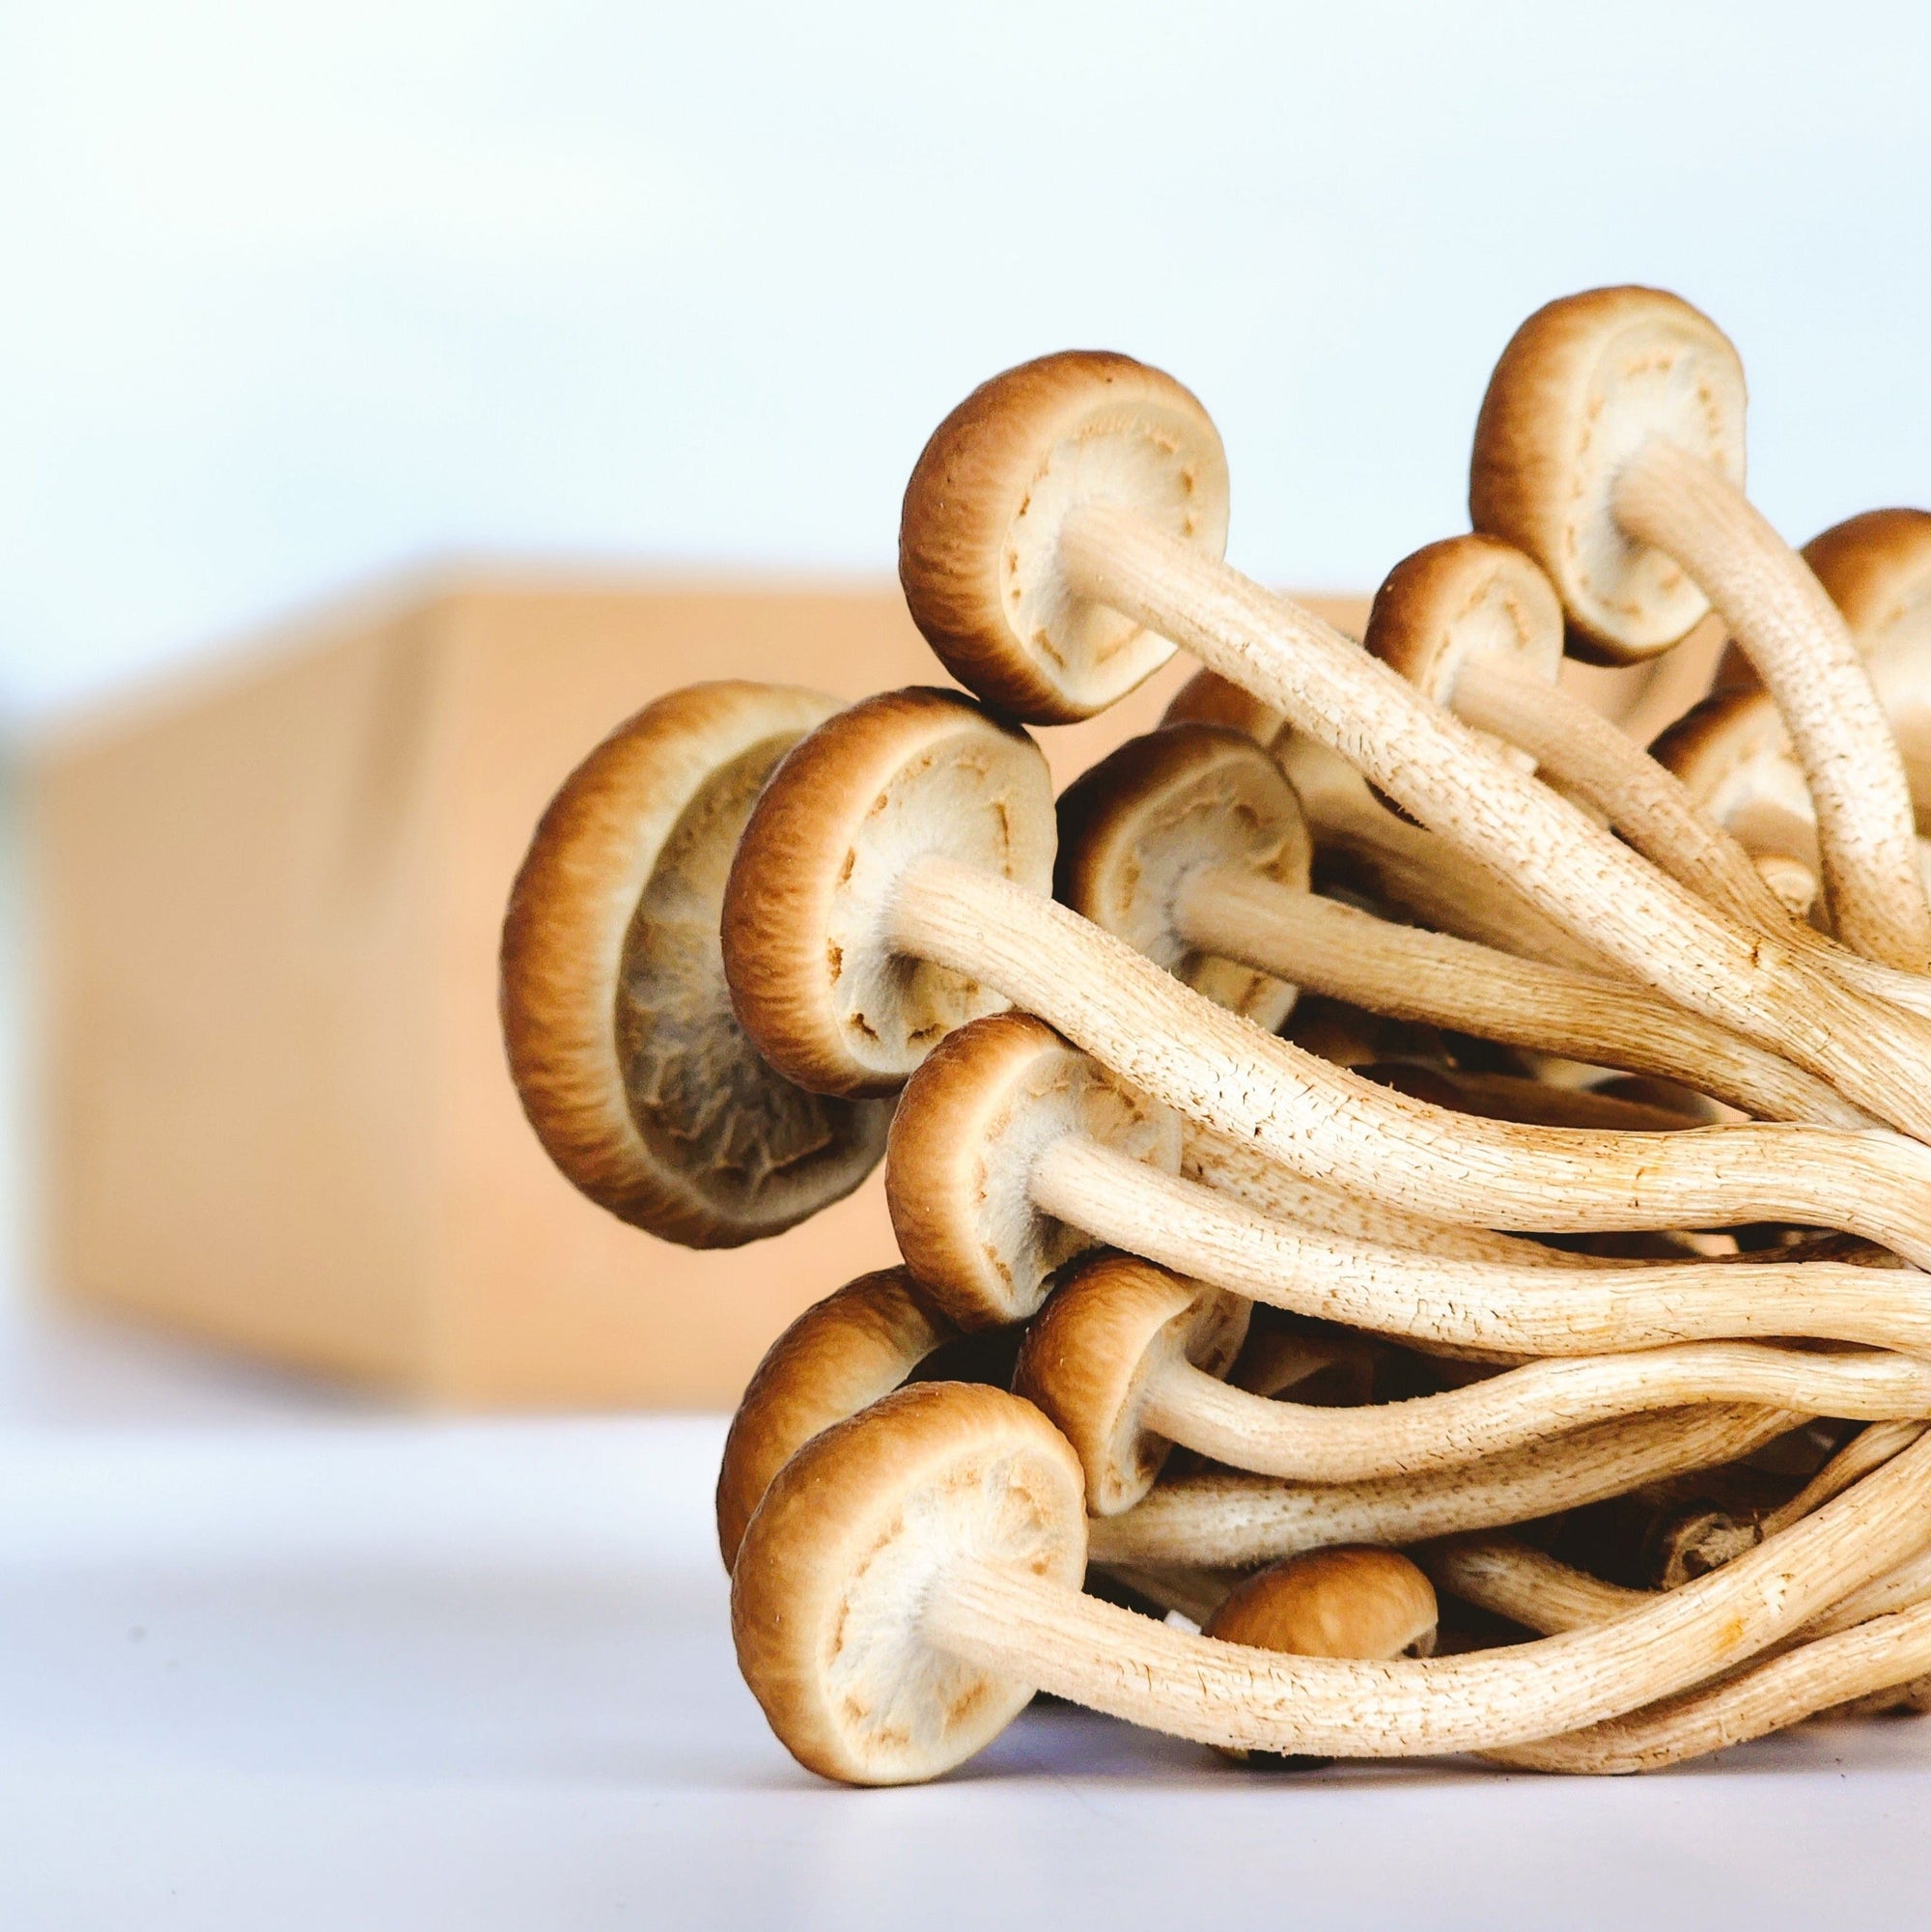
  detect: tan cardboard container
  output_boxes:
[34,573,1716,1409]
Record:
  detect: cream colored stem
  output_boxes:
[893,858,1931,1258]
[1423,1538,1647,1636]
[1137,1342,1931,1487]
[1180,1123,1590,1270]
[1615,438,1931,970]
[1033,1134,1931,1357]
[1450,655,1793,934]
[1175,866,1863,1128]
[1083,1407,1791,1569]
[1286,752,1608,973]
[1760,1419,1928,1537]
[1486,1605,1931,1774]
[921,1425,1931,1759]
[1057,501,1931,1137]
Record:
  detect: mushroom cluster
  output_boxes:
[501,287,1931,1786]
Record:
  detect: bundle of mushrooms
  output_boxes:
[501,287,1931,1786]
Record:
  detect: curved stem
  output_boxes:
[1179,1122,1591,1270]
[1034,1134,1931,1357]
[1450,655,1793,933]
[1174,867,1863,1128]
[1139,1342,1931,1486]
[1485,1605,1931,1773]
[920,1427,1931,1759]
[1281,740,1609,973]
[1057,501,1931,1138]
[1760,1419,1928,1537]
[1615,438,1931,970]
[890,857,1931,1260]
[1423,1537,1647,1636]
[1088,1405,1787,1566]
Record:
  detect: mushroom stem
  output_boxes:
[1172,866,1863,1127]
[1178,1124,1593,1273]
[1052,499,1931,1137]
[1613,438,1931,969]
[1449,654,1796,935]
[1434,1527,1931,1650]
[1482,1603,1931,1774]
[1036,1136,1931,1356]
[1136,1342,1931,1487]
[888,853,1931,1258]
[1422,1537,1648,1635]
[1279,742,1608,973]
[1082,1407,1794,1569]
[1759,1418,1928,1537]
[917,1423,1931,1759]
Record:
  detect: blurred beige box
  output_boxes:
[35,574,1377,1408]
[37,574,1719,1408]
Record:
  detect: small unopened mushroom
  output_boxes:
[723,689,1931,1262]
[730,1380,1931,1783]
[1469,286,1930,968]
[1652,689,1821,919]
[1201,1549,1438,1766]
[896,350,1931,1138]
[882,1013,1931,1356]
[500,681,891,1246]
[1013,1251,1931,1508]
[1054,721,1861,1127]
[714,1265,958,1570]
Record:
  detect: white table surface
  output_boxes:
[5,1313,1931,1932]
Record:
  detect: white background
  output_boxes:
[5,0,1931,717]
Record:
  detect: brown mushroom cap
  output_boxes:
[1014,1254,1249,1517]
[730,1380,1089,1785]
[720,686,1056,1097]
[885,1012,1180,1329]
[500,681,892,1247]
[1365,535,1566,770]
[1470,287,1746,663]
[1203,1547,1440,1661]
[1651,688,1820,915]
[714,1266,958,1571]
[1803,509,1931,823]
[1161,665,1289,747]
[899,351,1231,722]
[1054,723,1312,1034]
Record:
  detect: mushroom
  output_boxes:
[721,688,1931,1265]
[1200,1548,1438,1767]
[1469,285,1931,969]
[1364,533,1814,937]
[1011,1250,1931,1508]
[1172,665,1931,1027]
[1161,656,1606,974]
[500,681,891,1247]
[729,1379,1931,1783]
[1054,721,1861,1127]
[714,1264,958,1570]
[895,350,1931,1138]
[881,1012,1931,1358]
[1802,508,1931,823]
[1651,689,1821,919]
